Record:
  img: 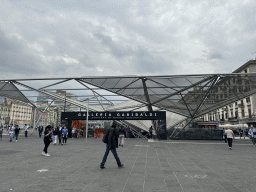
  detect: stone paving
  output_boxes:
[1,130,256,192]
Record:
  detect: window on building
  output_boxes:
[248,108,252,118]
[246,97,251,103]
[244,69,247,73]
[242,109,245,117]
[235,111,238,119]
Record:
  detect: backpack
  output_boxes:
[102,129,109,143]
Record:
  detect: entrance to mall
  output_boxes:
[61,111,167,140]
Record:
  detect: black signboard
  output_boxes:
[61,111,167,140]
[61,111,166,121]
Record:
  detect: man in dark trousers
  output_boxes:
[38,126,43,138]
[149,126,153,139]
[100,121,124,169]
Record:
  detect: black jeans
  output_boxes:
[227,138,233,148]
[224,135,227,143]
[62,135,67,143]
[25,131,28,137]
[58,134,62,144]
[44,140,50,153]
[15,133,19,140]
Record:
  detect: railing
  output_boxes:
[169,128,223,140]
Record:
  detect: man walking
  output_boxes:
[24,124,29,138]
[248,125,256,146]
[14,125,20,142]
[58,124,63,145]
[38,125,43,137]
[225,127,235,150]
[100,121,124,169]
[149,126,153,139]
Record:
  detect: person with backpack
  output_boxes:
[100,121,124,169]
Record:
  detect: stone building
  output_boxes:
[201,59,256,127]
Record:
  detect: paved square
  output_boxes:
[0,131,255,192]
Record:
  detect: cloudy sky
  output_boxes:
[1,0,256,79]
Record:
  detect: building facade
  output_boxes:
[200,60,256,127]
[10,102,33,126]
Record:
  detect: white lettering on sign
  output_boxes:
[127,113,129,116]
[78,113,81,116]
[83,113,86,116]
[117,113,120,116]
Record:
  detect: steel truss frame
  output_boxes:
[1,73,256,139]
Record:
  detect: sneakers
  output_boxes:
[45,153,50,156]
[15,140,17,142]
[100,166,106,169]
[42,152,45,156]
[118,164,125,168]
[61,143,63,145]
[229,147,232,150]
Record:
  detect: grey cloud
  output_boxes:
[0,29,45,76]
[94,33,133,58]
[134,47,173,74]
[208,52,224,60]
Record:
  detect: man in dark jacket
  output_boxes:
[100,121,124,169]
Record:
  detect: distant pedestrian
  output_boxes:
[76,129,80,139]
[42,125,53,156]
[225,127,235,150]
[248,125,256,147]
[53,126,59,145]
[118,127,126,147]
[126,126,131,139]
[8,124,15,142]
[72,126,76,138]
[149,126,153,139]
[24,124,29,138]
[223,128,227,143]
[58,125,63,144]
[62,126,68,145]
[38,125,43,137]
[100,121,124,169]
[14,125,20,142]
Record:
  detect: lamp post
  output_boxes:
[86,99,89,143]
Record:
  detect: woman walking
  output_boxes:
[42,125,53,156]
